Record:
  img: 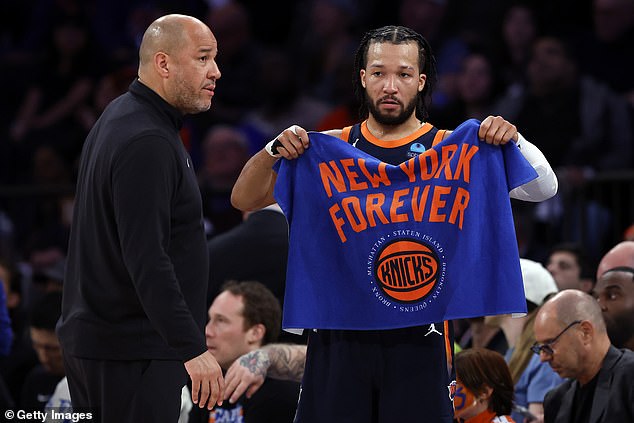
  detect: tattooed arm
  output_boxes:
[223,344,307,403]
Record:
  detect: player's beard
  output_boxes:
[605,312,634,348]
[366,92,417,126]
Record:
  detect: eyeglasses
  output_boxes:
[530,320,582,356]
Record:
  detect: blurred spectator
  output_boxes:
[202,1,264,125]
[16,146,73,272]
[198,125,250,237]
[293,0,360,105]
[398,0,469,109]
[315,56,358,131]
[485,258,562,423]
[0,258,38,408]
[21,291,64,411]
[432,49,504,130]
[240,48,330,151]
[494,35,632,172]
[496,2,539,90]
[458,317,508,356]
[546,243,594,293]
[76,65,137,136]
[453,348,516,422]
[577,0,634,106]
[190,281,300,422]
[494,35,633,261]
[206,203,305,343]
[9,17,97,170]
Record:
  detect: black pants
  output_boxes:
[294,325,455,423]
[63,355,187,423]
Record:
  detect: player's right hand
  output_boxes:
[185,350,225,410]
[265,125,310,159]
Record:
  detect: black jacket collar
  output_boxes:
[129,79,183,130]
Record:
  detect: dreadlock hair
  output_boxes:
[352,25,437,123]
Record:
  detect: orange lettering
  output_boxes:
[359,160,391,188]
[366,193,389,227]
[390,189,410,223]
[329,203,347,243]
[454,144,479,183]
[420,149,439,180]
[449,187,470,229]
[430,186,451,223]
[399,158,417,182]
[341,197,368,233]
[411,185,430,222]
[341,159,368,191]
[435,145,458,180]
[319,161,346,198]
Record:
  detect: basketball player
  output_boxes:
[231,25,557,422]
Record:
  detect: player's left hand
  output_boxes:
[478,115,518,146]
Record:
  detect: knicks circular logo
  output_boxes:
[373,239,439,303]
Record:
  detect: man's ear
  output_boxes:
[247,323,266,345]
[155,52,170,78]
[418,73,427,92]
[360,69,367,88]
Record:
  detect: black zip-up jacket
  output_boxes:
[57,79,208,362]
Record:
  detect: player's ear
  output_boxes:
[418,73,426,92]
[360,69,367,89]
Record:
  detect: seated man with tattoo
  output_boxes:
[224,342,307,405]
[190,281,300,423]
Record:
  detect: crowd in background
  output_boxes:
[0,0,633,414]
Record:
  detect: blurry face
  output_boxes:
[528,38,573,88]
[547,251,581,291]
[202,133,248,182]
[167,23,221,114]
[503,6,536,49]
[533,314,584,379]
[457,54,492,104]
[361,41,426,125]
[30,328,64,376]
[594,271,634,347]
[205,292,257,370]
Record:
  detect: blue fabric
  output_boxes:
[505,349,565,423]
[275,119,538,330]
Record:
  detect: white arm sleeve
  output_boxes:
[509,133,558,202]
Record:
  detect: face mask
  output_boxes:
[453,381,478,419]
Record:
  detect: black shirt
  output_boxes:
[571,374,598,423]
[57,79,208,361]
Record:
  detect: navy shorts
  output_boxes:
[294,323,455,423]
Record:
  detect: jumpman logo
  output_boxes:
[424,323,442,337]
[352,138,359,147]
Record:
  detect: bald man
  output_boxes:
[57,14,223,422]
[533,290,634,423]
[596,241,634,279]
[594,241,634,350]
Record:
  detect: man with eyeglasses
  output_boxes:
[533,290,634,423]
